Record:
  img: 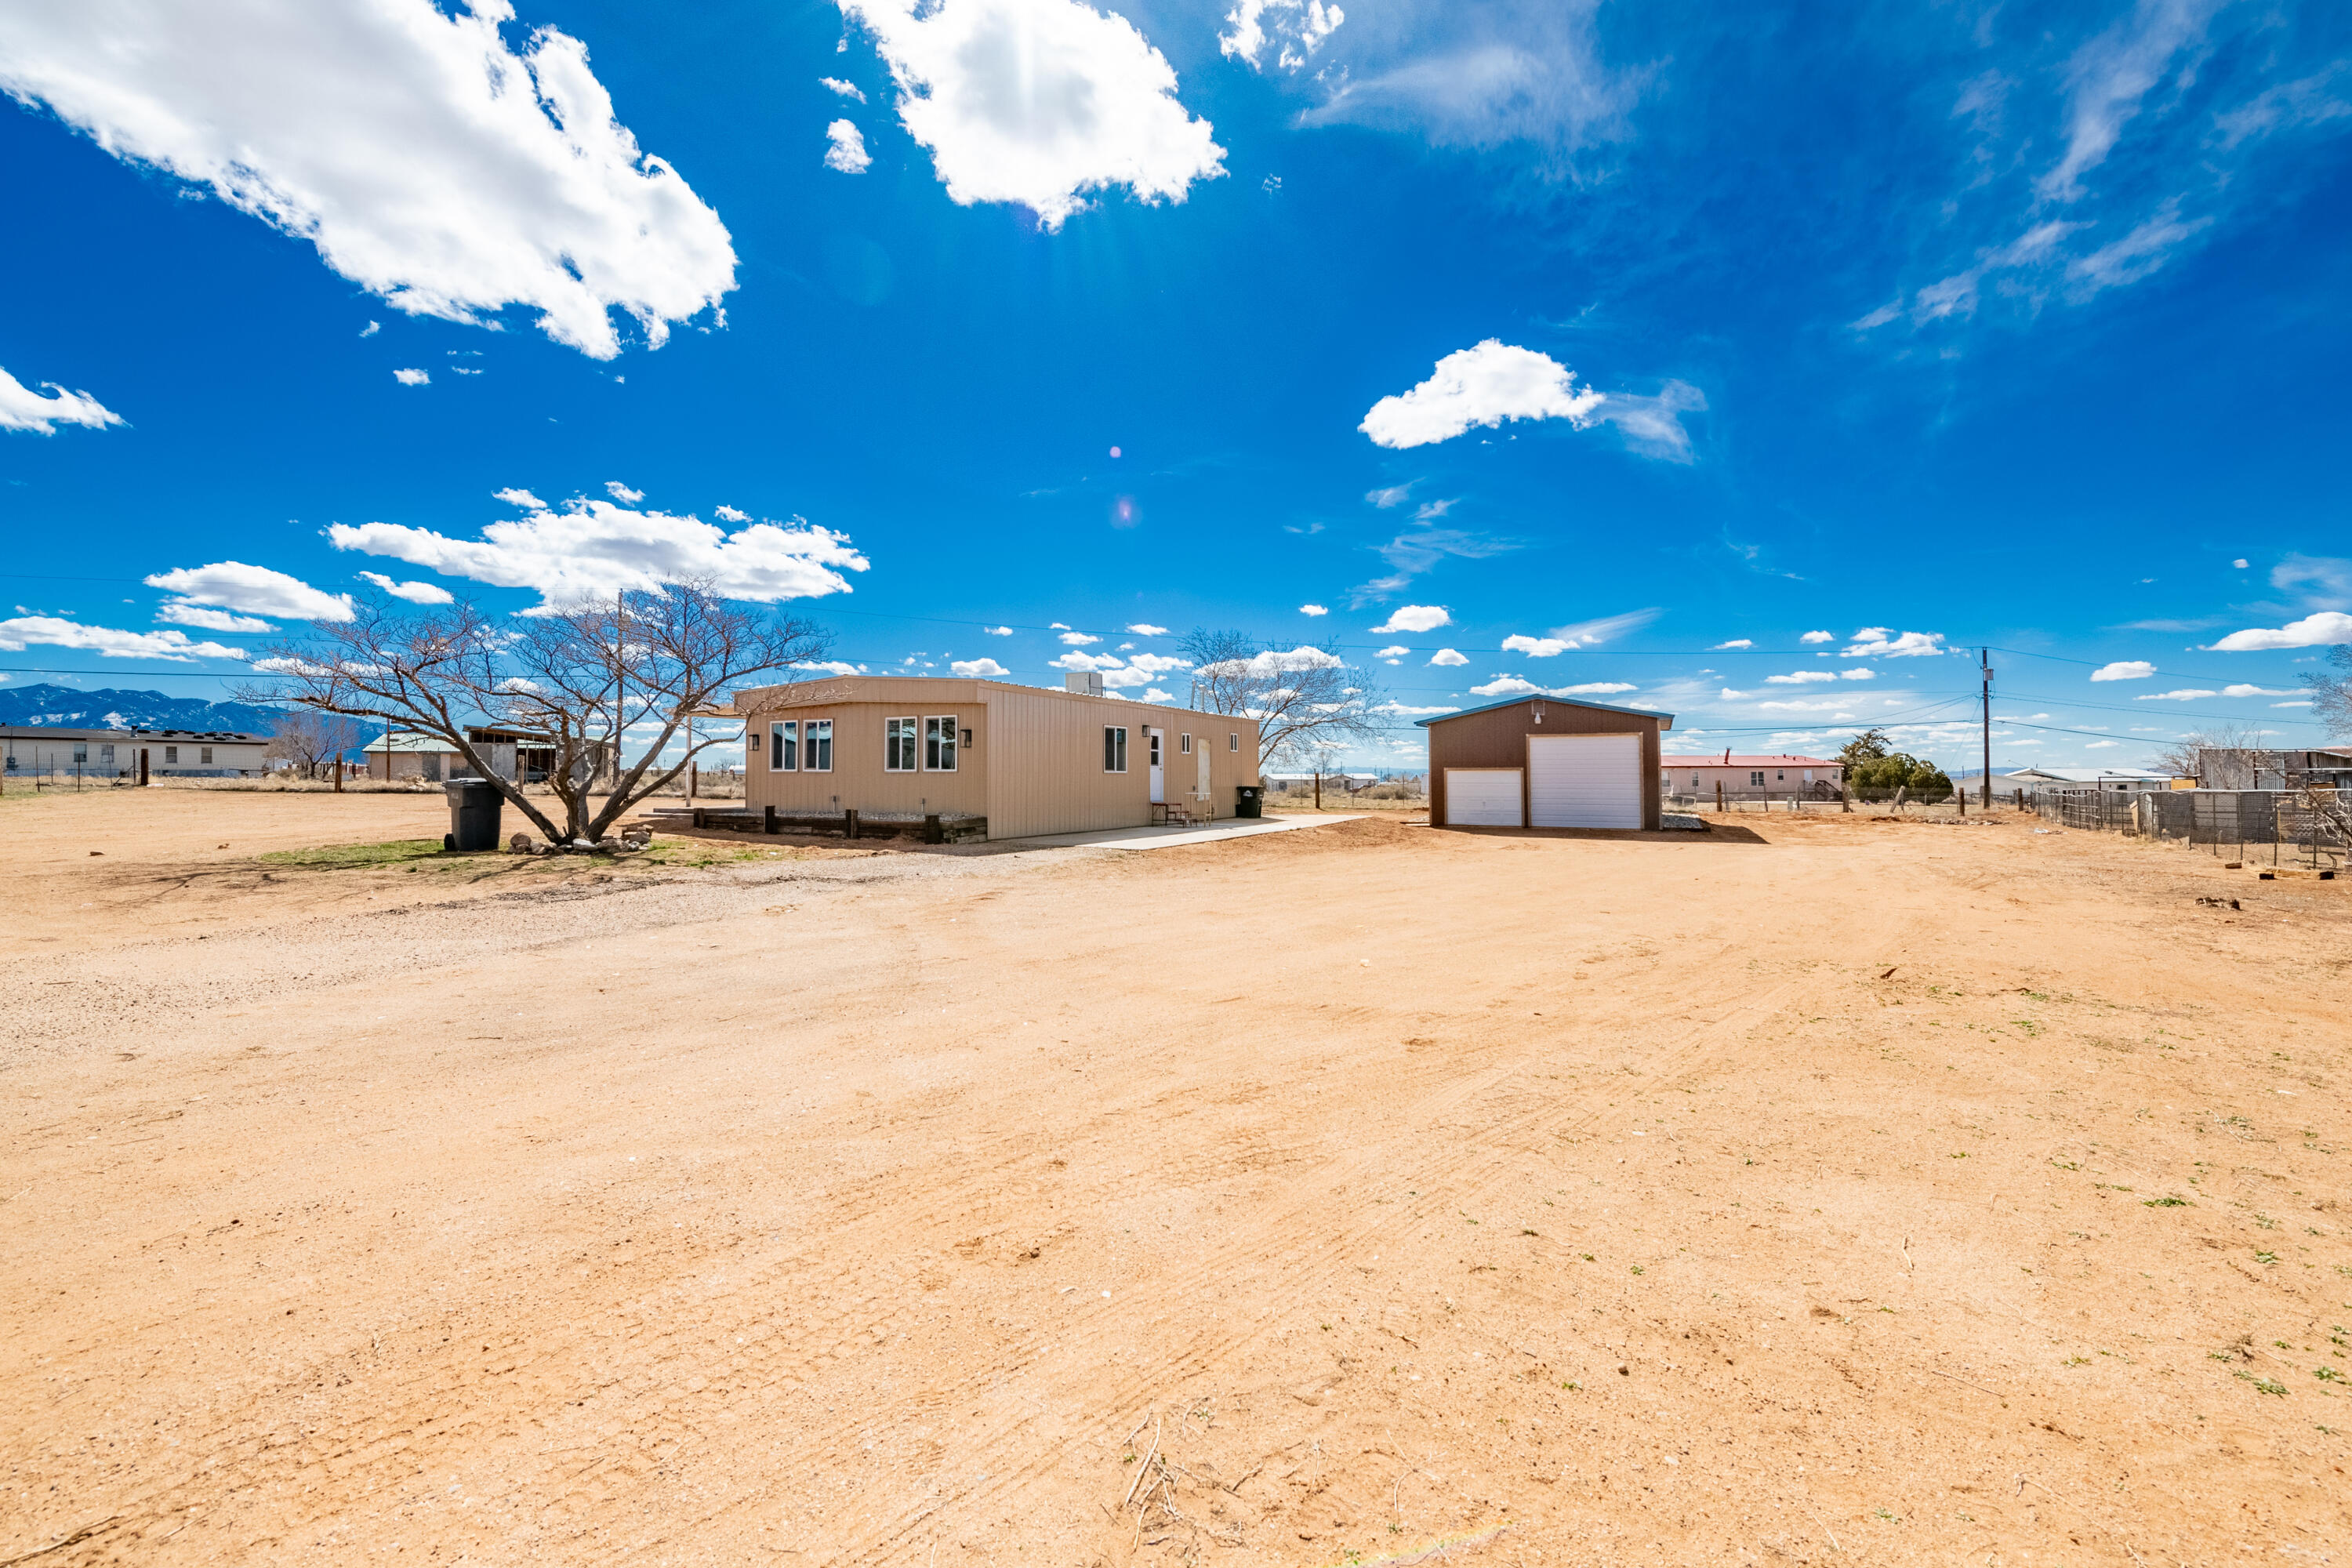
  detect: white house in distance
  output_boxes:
[1661,752,1843,802]
[0,725,267,779]
[2000,766,2172,793]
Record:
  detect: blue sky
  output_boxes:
[2,0,2349,771]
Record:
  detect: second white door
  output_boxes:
[1527,733,1642,829]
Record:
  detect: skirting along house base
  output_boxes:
[722,677,1262,842]
[1417,695,1675,831]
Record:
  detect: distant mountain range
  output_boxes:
[0,683,288,735]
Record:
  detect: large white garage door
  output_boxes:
[1444,768,1523,827]
[1528,734,1642,829]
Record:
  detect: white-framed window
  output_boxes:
[1148,730,1163,768]
[770,720,798,771]
[1180,732,1192,754]
[201,746,214,764]
[924,715,957,771]
[1104,726,1128,772]
[1749,770,1765,787]
[1229,732,1240,752]
[885,716,917,771]
[805,719,833,771]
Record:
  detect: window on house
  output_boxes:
[1104,726,1128,772]
[100,744,115,764]
[201,746,214,764]
[1180,732,1192,754]
[805,720,833,771]
[771,720,798,771]
[925,716,957,771]
[1749,770,1765,787]
[165,746,179,764]
[73,742,88,763]
[1229,732,1239,751]
[884,717,917,771]
[1776,770,1784,781]
[1148,731,1162,768]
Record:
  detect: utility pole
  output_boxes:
[1979,647,1994,810]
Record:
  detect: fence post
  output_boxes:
[764,804,778,835]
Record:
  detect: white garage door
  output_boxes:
[1528,734,1642,829]
[1444,768,1523,827]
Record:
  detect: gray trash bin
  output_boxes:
[443,779,504,852]
[1234,784,1265,819]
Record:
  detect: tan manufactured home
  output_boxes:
[728,676,1261,840]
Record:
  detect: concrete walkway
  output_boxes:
[1007,813,1369,851]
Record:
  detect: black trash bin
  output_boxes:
[443,779,504,852]
[1234,784,1265,819]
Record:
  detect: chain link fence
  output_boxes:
[2024,786,2346,871]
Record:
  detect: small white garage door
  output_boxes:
[1444,768,1523,827]
[1528,734,1642,829]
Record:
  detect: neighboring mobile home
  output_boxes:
[1662,753,1843,802]
[0,725,267,779]
[1417,695,1674,830]
[725,676,1261,840]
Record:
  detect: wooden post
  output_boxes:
[137,749,148,788]
[764,804,778,835]
[844,808,859,840]
[693,807,706,829]
[1715,779,1723,815]
[925,813,942,844]
[1313,771,1322,811]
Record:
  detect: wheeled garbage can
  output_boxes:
[1234,784,1264,819]
[443,779,505,851]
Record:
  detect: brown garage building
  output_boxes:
[1417,695,1675,831]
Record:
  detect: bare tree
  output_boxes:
[243,584,831,845]
[2306,646,2352,740]
[2154,723,2267,787]
[265,710,362,779]
[1179,628,1384,771]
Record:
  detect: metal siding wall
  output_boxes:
[741,684,991,818]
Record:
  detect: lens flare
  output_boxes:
[1108,445,1122,459]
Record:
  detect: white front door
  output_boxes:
[1527,734,1642,828]
[1445,768,1523,827]
[1147,728,1164,804]
[1196,744,1211,804]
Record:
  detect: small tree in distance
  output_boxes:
[266,710,362,779]
[244,583,832,846]
[2155,723,2266,787]
[2303,646,2351,741]
[1178,628,1384,771]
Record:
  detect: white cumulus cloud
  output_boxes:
[327,495,867,609]
[2209,612,2352,651]
[1359,339,1602,449]
[713,504,749,522]
[145,561,356,622]
[1765,670,1837,684]
[1125,652,1192,675]
[1428,648,1468,666]
[604,480,644,503]
[1298,603,1329,616]
[0,0,736,360]
[1370,604,1449,634]
[1711,638,1752,650]
[1049,650,1124,672]
[2220,684,2296,698]
[1197,646,1341,677]
[1220,0,1345,73]
[950,656,1010,677]
[357,571,456,604]
[1841,627,1947,658]
[1058,630,1101,645]
[1469,676,1636,699]
[0,363,124,434]
[1799,630,1835,643]
[1376,645,1408,659]
[982,624,1013,636]
[156,603,272,633]
[394,368,430,387]
[820,76,866,102]
[0,616,248,662]
[495,487,546,509]
[2089,659,2156,681]
[839,0,1225,230]
[824,118,872,173]
[1127,622,1169,635]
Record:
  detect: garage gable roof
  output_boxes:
[1414,695,1674,730]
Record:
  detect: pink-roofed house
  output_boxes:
[1661,752,1843,804]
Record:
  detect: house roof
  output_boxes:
[0,725,264,742]
[1412,694,1674,729]
[2003,766,2171,782]
[1662,753,1838,768]
[362,733,461,753]
[720,675,1249,726]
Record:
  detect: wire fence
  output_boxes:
[2023,786,2347,871]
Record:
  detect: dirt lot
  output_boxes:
[4,789,2349,1566]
